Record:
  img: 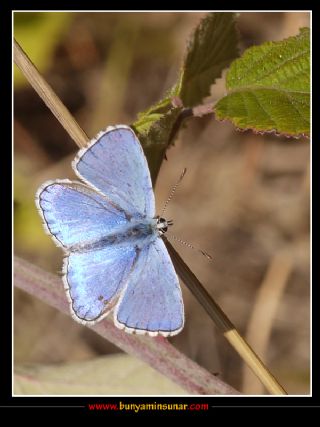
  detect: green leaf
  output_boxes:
[131,13,239,183]
[14,354,187,395]
[131,13,238,183]
[179,12,239,107]
[215,28,310,137]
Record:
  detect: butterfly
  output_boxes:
[36,125,184,337]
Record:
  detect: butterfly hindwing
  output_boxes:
[114,238,184,336]
[64,244,138,323]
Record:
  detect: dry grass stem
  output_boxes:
[242,251,293,394]
[14,39,89,148]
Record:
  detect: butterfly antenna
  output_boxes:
[161,168,187,217]
[166,233,213,261]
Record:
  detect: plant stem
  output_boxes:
[14,39,88,148]
[242,251,292,394]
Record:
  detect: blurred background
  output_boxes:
[14,11,310,395]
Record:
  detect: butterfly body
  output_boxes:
[36,125,184,336]
[67,218,159,253]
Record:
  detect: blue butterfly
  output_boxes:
[36,125,184,336]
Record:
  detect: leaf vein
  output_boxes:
[249,91,278,128]
[230,49,309,88]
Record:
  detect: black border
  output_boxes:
[7,2,318,414]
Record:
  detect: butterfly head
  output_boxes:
[156,216,173,235]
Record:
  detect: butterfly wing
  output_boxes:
[36,180,139,323]
[64,244,138,323]
[114,238,184,336]
[36,180,129,249]
[72,125,155,218]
